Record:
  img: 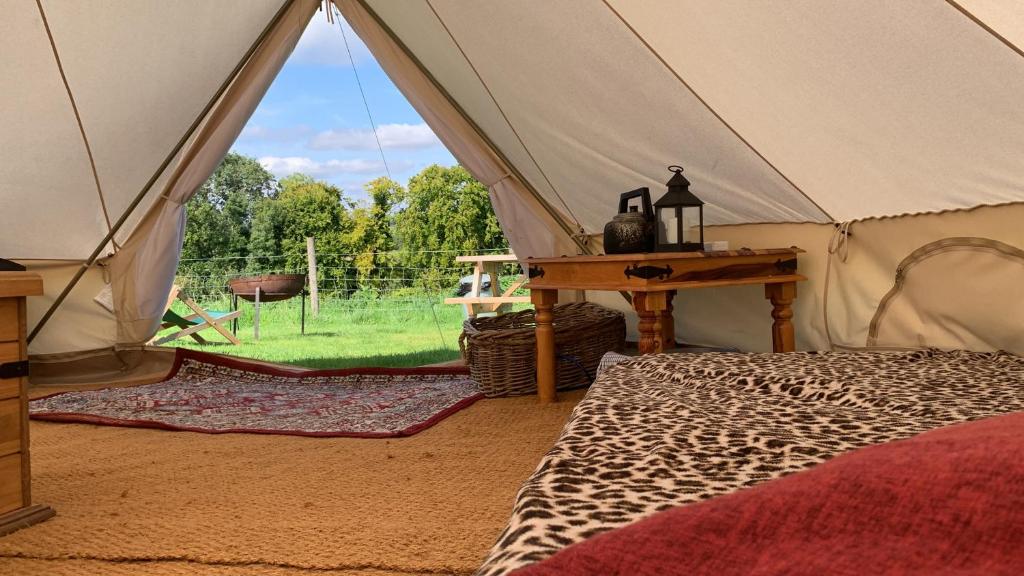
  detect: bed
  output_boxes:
[475,349,1024,575]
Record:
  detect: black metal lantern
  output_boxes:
[654,165,704,252]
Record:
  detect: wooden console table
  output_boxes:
[525,248,805,403]
[0,272,55,534]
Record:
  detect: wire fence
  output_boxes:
[175,248,526,314]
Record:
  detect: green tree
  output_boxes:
[395,165,507,289]
[349,177,403,284]
[182,152,278,278]
[202,152,279,237]
[182,201,242,263]
[275,174,356,294]
[247,197,285,272]
[178,152,510,300]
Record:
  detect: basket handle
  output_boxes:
[458,331,472,362]
[556,353,595,384]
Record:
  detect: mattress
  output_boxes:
[476,349,1024,575]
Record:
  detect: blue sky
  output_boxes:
[231,13,457,200]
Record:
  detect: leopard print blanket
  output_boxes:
[476,349,1024,575]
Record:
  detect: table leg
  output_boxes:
[632,291,668,355]
[531,288,558,403]
[765,282,796,352]
[661,290,676,350]
[483,262,501,295]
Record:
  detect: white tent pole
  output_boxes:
[27,0,298,344]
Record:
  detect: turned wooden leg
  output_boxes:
[531,289,559,403]
[661,290,676,350]
[632,291,668,355]
[765,282,797,352]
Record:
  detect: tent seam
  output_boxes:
[423,0,585,233]
[945,0,1024,60]
[600,0,835,223]
[34,0,118,251]
[342,0,590,255]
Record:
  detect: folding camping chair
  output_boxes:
[152,285,241,346]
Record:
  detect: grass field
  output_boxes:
[156,294,474,369]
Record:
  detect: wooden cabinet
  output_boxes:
[0,272,54,535]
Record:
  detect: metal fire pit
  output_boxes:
[228,274,306,302]
[227,274,308,339]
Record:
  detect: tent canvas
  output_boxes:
[2,0,1023,359]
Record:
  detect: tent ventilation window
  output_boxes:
[867,237,1024,350]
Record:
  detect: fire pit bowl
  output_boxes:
[228,274,306,302]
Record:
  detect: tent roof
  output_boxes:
[0,0,288,261]
[4,0,1023,261]
[363,0,1024,232]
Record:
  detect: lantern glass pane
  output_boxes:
[658,207,678,244]
[682,206,700,243]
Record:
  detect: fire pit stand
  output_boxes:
[227,274,308,340]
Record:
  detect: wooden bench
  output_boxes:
[444,254,529,318]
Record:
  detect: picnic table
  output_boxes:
[444,254,529,318]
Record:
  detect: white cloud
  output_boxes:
[377,123,442,149]
[289,14,370,68]
[258,156,413,179]
[308,123,441,150]
[239,124,314,143]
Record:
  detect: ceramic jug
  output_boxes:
[603,187,654,254]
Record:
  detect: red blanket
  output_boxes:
[513,411,1024,575]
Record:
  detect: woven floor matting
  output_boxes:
[0,382,584,575]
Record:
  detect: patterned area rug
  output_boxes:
[30,349,483,438]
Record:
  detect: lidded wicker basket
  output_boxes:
[458,302,626,397]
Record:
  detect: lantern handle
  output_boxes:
[668,165,684,174]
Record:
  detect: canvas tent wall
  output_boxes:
[2,0,1022,361]
[1,0,319,357]
[339,0,1024,355]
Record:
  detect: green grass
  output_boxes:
[156,294,476,369]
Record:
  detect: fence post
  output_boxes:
[306,236,320,317]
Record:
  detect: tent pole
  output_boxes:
[27,0,298,344]
[347,0,591,256]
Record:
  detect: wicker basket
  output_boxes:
[459,302,626,397]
